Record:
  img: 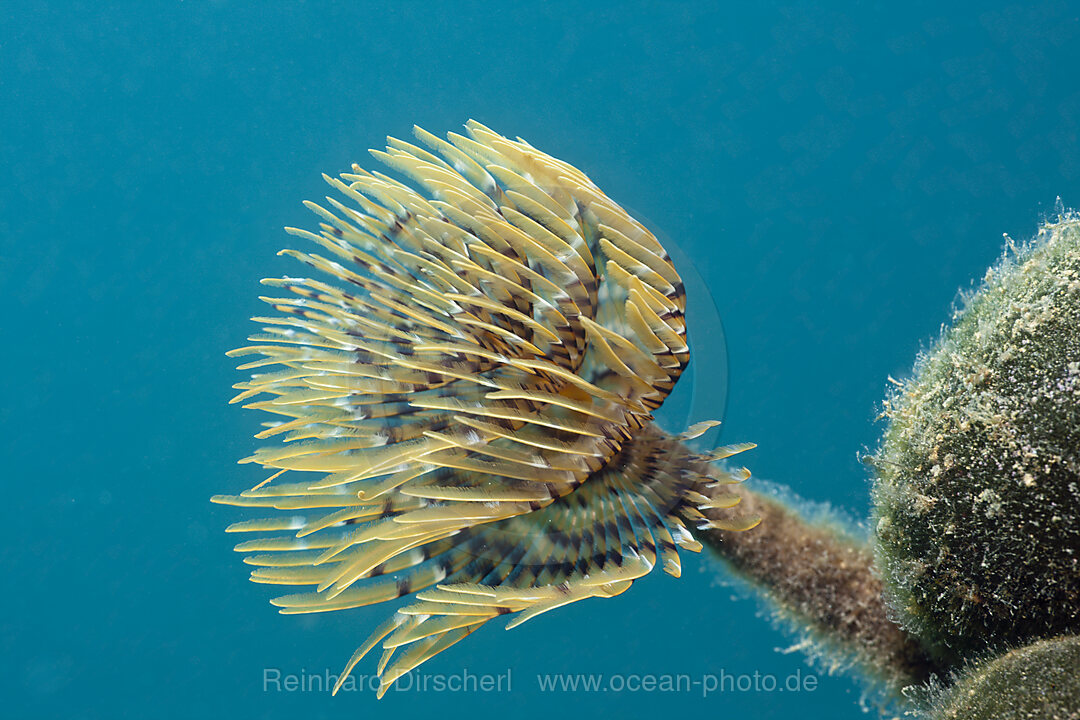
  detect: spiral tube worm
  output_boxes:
[213,122,757,696]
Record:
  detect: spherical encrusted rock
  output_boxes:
[925,635,1080,720]
[872,212,1080,664]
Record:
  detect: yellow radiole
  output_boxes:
[214,121,757,697]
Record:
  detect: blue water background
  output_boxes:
[3,2,1079,718]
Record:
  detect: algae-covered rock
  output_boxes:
[872,212,1080,664]
[927,635,1080,720]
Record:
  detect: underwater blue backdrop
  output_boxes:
[3,1,1079,718]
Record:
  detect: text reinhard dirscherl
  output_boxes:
[262,667,819,697]
[262,668,511,694]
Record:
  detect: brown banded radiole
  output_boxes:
[213,121,758,698]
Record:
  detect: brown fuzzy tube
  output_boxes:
[699,482,942,689]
